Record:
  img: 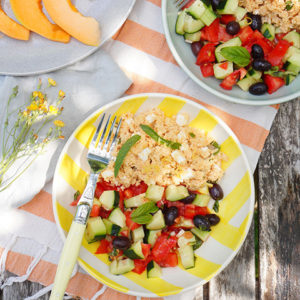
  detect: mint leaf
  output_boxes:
[210,141,221,155]
[189,132,196,138]
[131,201,159,224]
[140,124,181,150]
[213,200,219,213]
[131,214,153,224]
[220,46,251,67]
[114,134,141,177]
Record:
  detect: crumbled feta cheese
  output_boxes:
[180,143,188,151]
[170,231,176,236]
[180,168,194,180]
[138,147,151,161]
[176,229,185,238]
[146,113,156,123]
[213,164,222,172]
[101,170,113,179]
[176,113,189,126]
[172,175,182,185]
[200,146,210,158]
[125,118,132,125]
[177,130,186,140]
[171,150,186,164]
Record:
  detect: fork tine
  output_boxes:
[109,118,122,153]
[176,0,189,9]
[98,114,111,147]
[103,116,117,151]
[91,113,105,149]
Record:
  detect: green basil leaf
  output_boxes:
[189,132,196,138]
[285,1,293,10]
[140,124,181,150]
[131,201,158,218]
[211,141,221,155]
[220,46,251,67]
[114,134,141,177]
[213,200,219,213]
[131,214,153,224]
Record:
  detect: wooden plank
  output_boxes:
[257,98,300,300]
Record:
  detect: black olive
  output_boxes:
[112,236,131,250]
[193,215,211,231]
[211,0,221,10]
[252,59,272,71]
[251,44,264,59]
[164,206,179,226]
[249,82,268,95]
[248,13,262,31]
[180,193,196,204]
[206,214,220,226]
[191,41,204,56]
[226,21,240,35]
[209,183,224,200]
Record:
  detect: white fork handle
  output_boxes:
[50,220,86,300]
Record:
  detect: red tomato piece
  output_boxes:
[218,25,232,42]
[195,206,209,215]
[255,38,274,54]
[123,188,133,199]
[196,43,216,65]
[252,30,264,41]
[95,239,112,254]
[200,63,214,77]
[182,0,195,9]
[220,14,236,25]
[142,243,151,259]
[264,75,285,94]
[158,252,178,268]
[220,70,241,90]
[203,19,220,42]
[266,39,290,66]
[183,204,196,219]
[132,256,152,274]
[120,229,130,237]
[99,207,111,219]
[129,181,148,196]
[275,33,286,41]
[90,204,101,217]
[239,67,247,80]
[237,26,254,45]
[152,234,177,262]
[219,62,229,70]
[70,193,81,206]
[125,211,141,231]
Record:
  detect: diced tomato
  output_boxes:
[90,204,101,217]
[120,229,130,237]
[95,179,117,198]
[118,190,125,211]
[275,33,286,41]
[255,38,274,54]
[95,239,112,254]
[181,0,195,9]
[183,204,196,219]
[202,19,220,42]
[158,252,178,268]
[218,25,232,42]
[220,70,241,90]
[99,207,111,219]
[239,67,247,80]
[70,193,81,206]
[266,39,290,66]
[220,14,236,25]
[264,75,285,94]
[196,43,216,65]
[152,234,177,262]
[123,188,133,199]
[195,206,209,215]
[219,62,229,70]
[252,30,264,41]
[237,26,253,45]
[132,256,152,274]
[200,63,214,77]
[167,201,185,216]
[141,243,151,259]
[129,181,148,197]
[125,211,141,231]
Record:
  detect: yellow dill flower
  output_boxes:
[49,105,58,114]
[48,78,56,86]
[54,120,65,127]
[27,101,38,111]
[33,91,39,98]
[39,104,48,113]
[59,90,65,98]
[22,111,28,117]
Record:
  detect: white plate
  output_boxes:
[0,0,136,76]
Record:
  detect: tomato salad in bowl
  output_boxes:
[71,108,226,278]
[175,0,300,95]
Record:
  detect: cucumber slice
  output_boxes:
[217,0,238,15]
[215,37,242,62]
[237,76,257,91]
[184,13,205,33]
[146,185,164,202]
[103,219,121,236]
[234,7,247,21]
[200,7,217,26]
[123,241,144,259]
[165,185,189,201]
[284,74,296,86]
[192,194,210,207]
[175,10,186,35]
[131,226,145,242]
[197,184,209,195]
[85,217,106,243]
[177,233,196,248]
[213,62,234,79]
[284,61,300,74]
[283,30,300,48]
[191,227,210,241]
[283,46,300,63]
[174,217,194,228]
[124,193,147,208]
[247,68,262,80]
[285,52,300,73]
[108,208,126,228]
[184,31,202,43]
[178,245,195,269]
[186,0,207,19]
[146,210,165,230]
[147,260,162,278]
[109,258,134,275]
[99,190,119,210]
[261,23,275,41]
[239,19,249,28]
[144,229,161,247]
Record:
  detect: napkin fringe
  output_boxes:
[24,283,53,300]
[91,285,107,300]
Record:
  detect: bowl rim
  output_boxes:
[161,0,300,106]
[52,92,255,297]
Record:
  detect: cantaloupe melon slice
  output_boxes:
[43,0,100,46]
[0,6,30,40]
[9,0,70,43]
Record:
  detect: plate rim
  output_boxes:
[0,0,136,76]
[161,0,300,106]
[52,92,255,297]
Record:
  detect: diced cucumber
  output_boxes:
[261,23,275,41]
[184,13,205,33]
[146,210,165,230]
[234,6,247,21]
[144,229,161,247]
[175,217,194,228]
[99,190,119,210]
[191,227,210,241]
[175,10,186,35]
[147,260,162,278]
[284,52,300,74]
[247,68,262,80]
[217,0,239,15]
[283,30,300,48]
[239,19,249,28]
[123,240,144,259]
[284,74,296,86]
[145,185,164,202]
[84,217,106,243]
[103,219,121,236]
[166,185,189,201]
[109,258,134,275]
[178,245,195,269]
[186,0,207,19]
[198,184,209,195]
[184,31,202,43]
[213,62,234,79]
[124,193,147,208]
[192,194,210,207]
[108,208,126,228]
[283,46,300,62]
[131,226,144,242]
[215,37,242,62]
[178,233,196,248]
[200,7,217,26]
[237,76,257,91]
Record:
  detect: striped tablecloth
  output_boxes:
[0,1,278,299]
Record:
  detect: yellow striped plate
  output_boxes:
[52,93,255,297]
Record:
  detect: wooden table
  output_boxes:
[1,98,299,300]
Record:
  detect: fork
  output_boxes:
[50,113,122,300]
[174,0,190,10]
